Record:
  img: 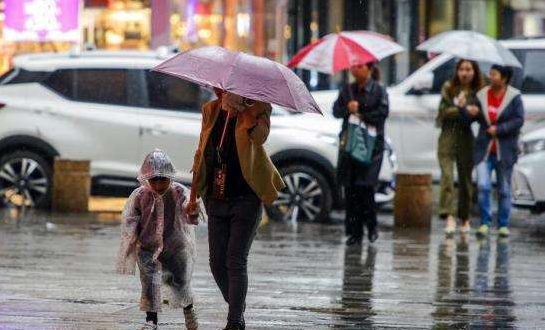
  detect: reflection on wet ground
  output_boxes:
[1,207,545,329]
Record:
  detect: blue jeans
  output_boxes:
[476,154,513,228]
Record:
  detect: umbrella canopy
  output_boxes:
[417,30,522,68]
[152,46,321,114]
[287,30,404,74]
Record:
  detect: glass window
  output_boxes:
[42,69,76,99]
[2,69,50,85]
[145,71,202,111]
[521,50,545,94]
[75,69,128,105]
[430,58,457,93]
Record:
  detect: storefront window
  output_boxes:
[83,0,151,50]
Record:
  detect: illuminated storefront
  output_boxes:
[0,0,288,74]
[83,0,151,50]
[0,0,79,74]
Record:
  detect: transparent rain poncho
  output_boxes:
[116,149,206,310]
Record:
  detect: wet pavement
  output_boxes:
[1,207,545,330]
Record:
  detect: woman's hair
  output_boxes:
[491,64,513,84]
[368,62,381,81]
[447,59,484,97]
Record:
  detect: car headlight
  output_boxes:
[522,139,545,155]
[317,133,338,146]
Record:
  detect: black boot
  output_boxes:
[346,236,362,246]
[367,227,378,243]
[222,321,243,330]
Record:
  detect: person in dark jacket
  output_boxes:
[333,62,389,246]
[437,59,484,237]
[463,65,524,238]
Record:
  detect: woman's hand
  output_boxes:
[221,92,246,114]
[348,100,359,114]
[487,125,497,137]
[455,92,467,108]
[466,105,480,117]
[184,201,200,225]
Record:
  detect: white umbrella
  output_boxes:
[417,30,522,68]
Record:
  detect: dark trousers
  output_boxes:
[206,194,262,324]
[345,184,377,238]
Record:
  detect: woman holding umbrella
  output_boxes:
[333,63,389,245]
[288,30,403,246]
[192,89,285,330]
[153,46,320,330]
[437,59,484,236]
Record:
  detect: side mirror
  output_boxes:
[412,72,434,93]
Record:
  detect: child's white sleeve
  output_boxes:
[116,190,141,275]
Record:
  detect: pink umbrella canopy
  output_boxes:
[288,30,404,74]
[152,46,322,114]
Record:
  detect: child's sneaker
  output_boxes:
[140,321,158,330]
[477,224,489,237]
[184,307,198,330]
[498,227,510,237]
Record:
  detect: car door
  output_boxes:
[138,70,210,183]
[41,68,143,178]
[394,58,457,176]
[512,49,545,134]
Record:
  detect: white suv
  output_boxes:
[0,50,396,222]
[512,127,545,213]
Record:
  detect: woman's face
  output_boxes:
[457,61,475,86]
[149,177,171,195]
[350,64,370,81]
[489,68,506,88]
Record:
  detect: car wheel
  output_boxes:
[266,164,333,223]
[0,151,52,208]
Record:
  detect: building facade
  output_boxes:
[2,1,545,84]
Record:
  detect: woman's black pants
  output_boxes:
[345,184,377,239]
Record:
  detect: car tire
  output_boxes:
[0,150,53,208]
[266,164,333,223]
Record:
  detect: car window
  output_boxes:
[75,69,129,105]
[145,71,202,112]
[520,50,545,94]
[42,69,76,98]
[430,58,457,94]
[2,69,50,85]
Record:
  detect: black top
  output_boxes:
[332,79,389,152]
[206,111,255,198]
[332,80,389,187]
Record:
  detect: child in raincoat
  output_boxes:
[117,149,206,330]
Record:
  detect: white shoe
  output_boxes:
[140,321,158,330]
[444,216,456,237]
[184,307,199,330]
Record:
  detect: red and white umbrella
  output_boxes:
[288,30,404,74]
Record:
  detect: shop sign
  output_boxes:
[3,0,80,42]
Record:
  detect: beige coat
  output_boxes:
[191,99,285,205]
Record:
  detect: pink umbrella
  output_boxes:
[152,46,321,114]
[288,30,404,74]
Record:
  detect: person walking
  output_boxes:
[333,63,389,246]
[437,59,484,236]
[117,149,206,330]
[190,89,285,330]
[463,65,524,237]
